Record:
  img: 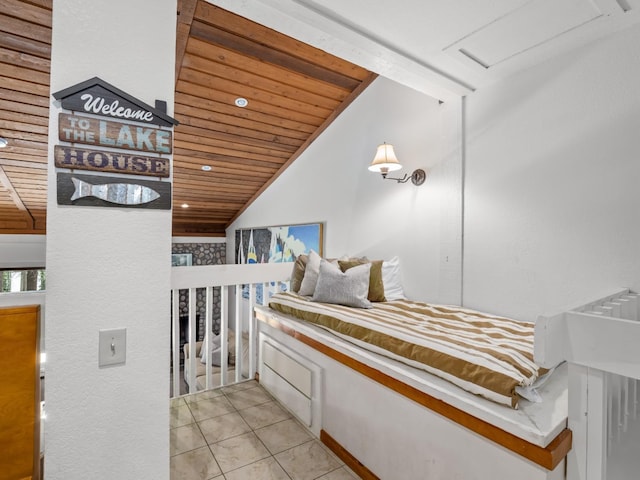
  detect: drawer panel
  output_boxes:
[263,341,312,397]
[261,364,312,426]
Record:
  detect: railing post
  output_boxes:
[187,287,197,394]
[220,285,228,387]
[249,283,257,380]
[234,284,242,384]
[171,289,180,397]
[204,286,213,390]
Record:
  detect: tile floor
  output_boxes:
[170,380,360,480]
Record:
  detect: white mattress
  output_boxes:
[256,305,568,448]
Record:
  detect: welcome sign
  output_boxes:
[53,77,178,127]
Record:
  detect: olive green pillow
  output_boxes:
[290,254,308,293]
[338,259,386,302]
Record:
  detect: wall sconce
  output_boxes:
[368,143,426,186]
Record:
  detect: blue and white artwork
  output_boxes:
[235,223,323,265]
[236,223,323,303]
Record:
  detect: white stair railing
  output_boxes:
[535,289,640,480]
[170,263,291,397]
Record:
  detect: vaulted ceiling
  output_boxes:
[0,0,375,236]
[2,0,639,237]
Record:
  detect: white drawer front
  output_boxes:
[263,341,312,397]
[262,364,312,426]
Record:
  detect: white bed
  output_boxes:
[255,304,570,480]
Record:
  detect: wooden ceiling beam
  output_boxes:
[175,0,198,81]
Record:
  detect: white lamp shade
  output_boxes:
[368,143,402,173]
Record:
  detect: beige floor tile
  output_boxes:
[238,400,291,430]
[188,396,236,422]
[209,431,271,473]
[170,446,222,480]
[226,386,273,410]
[170,423,207,456]
[171,403,195,428]
[171,397,186,408]
[316,467,360,479]
[255,418,313,454]
[198,411,251,444]
[182,389,225,405]
[275,440,341,480]
[221,379,258,394]
[223,457,290,480]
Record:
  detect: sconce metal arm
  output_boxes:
[381,168,426,186]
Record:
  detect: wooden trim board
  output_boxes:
[320,430,379,480]
[256,310,572,471]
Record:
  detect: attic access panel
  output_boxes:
[443,0,632,71]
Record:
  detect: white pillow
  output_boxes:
[200,333,224,366]
[312,259,372,309]
[298,250,322,296]
[382,256,406,301]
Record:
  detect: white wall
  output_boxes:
[463,24,640,322]
[45,1,175,479]
[227,76,463,304]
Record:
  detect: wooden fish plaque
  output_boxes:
[57,172,171,209]
[55,145,170,178]
[58,113,172,154]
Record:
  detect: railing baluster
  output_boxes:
[220,285,228,387]
[603,301,622,318]
[248,283,257,380]
[205,286,213,390]
[171,289,180,397]
[234,284,242,384]
[623,376,629,433]
[187,288,197,394]
[170,262,292,398]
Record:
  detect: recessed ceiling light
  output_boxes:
[181,203,189,209]
[0,137,7,148]
[234,97,248,108]
[201,165,212,171]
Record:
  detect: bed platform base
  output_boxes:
[256,309,571,477]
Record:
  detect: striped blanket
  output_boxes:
[268,293,544,408]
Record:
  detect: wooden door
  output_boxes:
[0,305,40,480]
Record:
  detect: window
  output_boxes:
[0,269,46,293]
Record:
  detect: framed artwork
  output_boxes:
[171,253,192,266]
[235,222,324,303]
[235,222,323,265]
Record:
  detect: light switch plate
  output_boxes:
[99,328,126,367]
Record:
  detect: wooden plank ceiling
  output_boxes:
[0,0,375,236]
